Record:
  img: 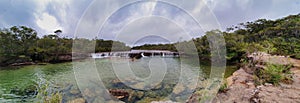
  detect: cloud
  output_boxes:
[0,0,37,28]
[0,0,299,43]
[97,1,160,39]
[36,13,62,34]
[116,16,189,46]
[0,0,91,37]
[34,0,83,36]
[99,1,205,46]
[205,0,300,29]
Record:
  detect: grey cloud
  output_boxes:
[100,1,205,45]
[211,0,300,29]
[0,0,38,30]
[132,35,171,46]
[115,16,190,46]
[0,0,299,42]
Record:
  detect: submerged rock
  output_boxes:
[151,100,178,103]
[83,88,95,98]
[69,88,80,95]
[173,83,185,95]
[67,98,85,103]
[109,89,129,100]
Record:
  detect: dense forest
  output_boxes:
[1,14,300,66]
[133,14,300,62]
[0,26,130,66]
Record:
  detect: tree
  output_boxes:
[10,26,38,56]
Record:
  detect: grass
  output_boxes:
[224,65,239,78]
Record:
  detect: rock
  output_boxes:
[123,78,139,85]
[111,79,121,84]
[173,83,185,95]
[92,97,105,103]
[58,55,72,61]
[83,88,95,98]
[211,53,300,103]
[143,91,157,98]
[226,76,234,86]
[152,84,163,90]
[102,90,114,100]
[151,100,178,103]
[186,93,201,103]
[109,89,129,99]
[108,89,146,102]
[67,98,85,103]
[69,88,80,95]
[213,69,256,103]
[136,97,161,103]
[106,100,123,103]
[111,79,127,88]
[132,82,147,89]
[134,91,145,99]
[264,83,273,86]
[11,62,35,66]
[186,83,196,91]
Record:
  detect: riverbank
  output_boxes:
[0,53,89,68]
[212,52,300,103]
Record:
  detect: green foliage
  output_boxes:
[1,14,300,66]
[36,83,62,103]
[292,53,300,59]
[132,14,300,63]
[132,43,176,51]
[256,63,293,85]
[218,81,228,93]
[97,39,130,52]
[0,26,37,65]
[0,26,131,66]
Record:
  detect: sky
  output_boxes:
[0,0,300,46]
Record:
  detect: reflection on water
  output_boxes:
[0,57,207,102]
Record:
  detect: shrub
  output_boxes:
[36,83,62,103]
[218,81,228,93]
[291,54,300,59]
[256,63,293,85]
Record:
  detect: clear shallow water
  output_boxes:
[0,63,76,102]
[0,57,208,102]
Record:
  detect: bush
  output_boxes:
[256,63,293,85]
[291,54,300,59]
[218,81,228,93]
[36,83,62,103]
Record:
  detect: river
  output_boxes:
[0,57,234,102]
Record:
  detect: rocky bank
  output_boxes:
[213,52,300,103]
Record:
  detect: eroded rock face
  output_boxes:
[255,67,300,103]
[213,69,256,103]
[257,84,300,103]
[212,53,300,103]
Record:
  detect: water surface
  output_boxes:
[0,57,222,102]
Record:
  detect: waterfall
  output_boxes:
[141,52,145,57]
